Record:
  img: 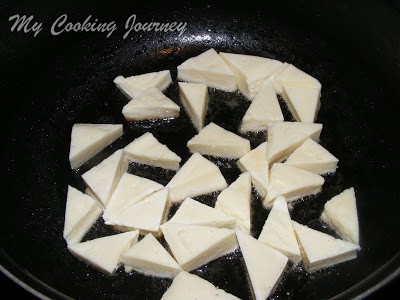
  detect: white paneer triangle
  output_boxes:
[237,142,269,197]
[187,122,250,159]
[166,153,227,203]
[178,82,209,132]
[215,173,252,233]
[121,233,181,278]
[292,221,360,272]
[103,173,164,221]
[264,163,324,208]
[114,70,172,99]
[67,231,139,275]
[69,123,123,170]
[266,121,323,164]
[63,186,102,245]
[161,223,237,271]
[240,81,284,133]
[285,138,339,175]
[236,230,288,300]
[169,198,236,228]
[271,63,321,95]
[82,149,128,208]
[122,87,180,121]
[267,62,289,93]
[258,196,301,263]
[321,188,359,244]
[105,188,170,236]
[85,187,101,204]
[124,132,181,170]
[177,48,237,92]
[281,83,321,123]
[219,52,283,99]
[161,271,241,300]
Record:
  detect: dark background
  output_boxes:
[1,0,399,299]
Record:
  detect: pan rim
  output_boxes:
[1,250,399,299]
[0,265,50,300]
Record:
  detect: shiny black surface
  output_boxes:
[1,1,399,299]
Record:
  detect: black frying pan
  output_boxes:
[1,1,400,299]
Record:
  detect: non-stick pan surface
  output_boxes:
[1,1,400,299]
